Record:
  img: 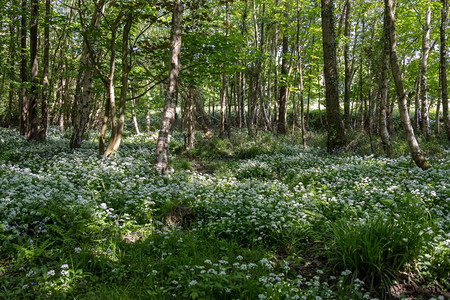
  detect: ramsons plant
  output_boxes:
[0,127,448,298]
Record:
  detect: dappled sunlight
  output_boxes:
[1,128,449,298]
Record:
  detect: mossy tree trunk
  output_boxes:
[321,0,346,151]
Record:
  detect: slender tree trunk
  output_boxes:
[104,15,132,157]
[39,0,51,139]
[184,86,196,149]
[20,0,28,136]
[343,0,351,129]
[385,0,430,170]
[420,0,431,137]
[321,0,346,150]
[379,18,392,156]
[146,96,151,133]
[441,0,450,140]
[220,2,230,137]
[155,1,183,175]
[277,24,289,134]
[98,84,109,156]
[7,14,18,126]
[435,94,441,135]
[28,0,39,141]
[131,98,140,135]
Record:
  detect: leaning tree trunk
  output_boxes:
[420,0,431,137]
[321,0,346,151]
[385,0,430,170]
[441,0,450,140]
[28,0,40,141]
[154,0,183,175]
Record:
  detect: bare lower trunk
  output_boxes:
[28,0,40,141]
[104,16,132,157]
[420,0,431,137]
[70,0,105,149]
[155,1,183,175]
[39,0,51,139]
[343,0,351,129]
[99,88,110,156]
[441,0,450,140]
[322,0,346,150]
[385,0,430,170]
[379,19,392,156]
[131,98,140,135]
[20,0,28,136]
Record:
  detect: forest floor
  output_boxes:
[0,127,449,299]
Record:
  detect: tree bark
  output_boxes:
[379,14,392,156]
[420,0,431,137]
[385,0,430,170]
[220,1,230,137]
[28,0,39,141]
[70,0,106,149]
[20,0,28,136]
[154,0,183,175]
[343,0,351,129]
[277,23,289,134]
[321,0,346,151]
[39,0,51,139]
[441,0,450,140]
[104,15,132,157]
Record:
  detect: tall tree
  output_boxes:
[28,0,39,140]
[384,0,430,170]
[379,10,392,156]
[343,0,351,129]
[441,0,450,140]
[70,0,106,149]
[220,1,230,137]
[419,0,431,137]
[154,0,184,175]
[321,0,346,150]
[19,0,28,136]
[277,7,289,135]
[39,0,51,139]
[103,15,133,157]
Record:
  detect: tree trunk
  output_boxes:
[379,16,392,156]
[20,0,28,136]
[28,0,39,141]
[220,2,230,137]
[98,85,110,156]
[277,28,289,134]
[385,0,430,170]
[435,95,441,135]
[70,0,106,149]
[104,15,132,157]
[39,0,51,139]
[441,0,450,140]
[343,0,351,129]
[321,0,346,151]
[131,97,141,135]
[154,0,183,175]
[420,0,431,137]
[7,14,18,127]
